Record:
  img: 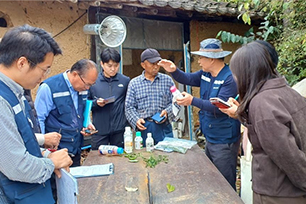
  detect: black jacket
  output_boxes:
[88,72,130,135]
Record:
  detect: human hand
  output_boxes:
[96,97,106,107]
[44,132,61,149]
[219,97,239,119]
[54,166,71,178]
[49,148,73,178]
[155,110,167,124]
[176,92,193,106]
[158,59,177,73]
[80,124,97,136]
[136,118,146,131]
[228,97,240,106]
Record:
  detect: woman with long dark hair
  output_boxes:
[227,41,306,203]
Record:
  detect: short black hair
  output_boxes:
[0,24,62,68]
[100,48,120,63]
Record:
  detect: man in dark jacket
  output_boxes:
[88,48,130,149]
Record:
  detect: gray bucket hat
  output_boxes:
[191,38,232,59]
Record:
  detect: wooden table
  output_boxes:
[78,145,243,204]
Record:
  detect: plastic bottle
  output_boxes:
[98,145,124,155]
[146,133,154,152]
[134,131,143,150]
[170,85,183,102]
[124,126,133,153]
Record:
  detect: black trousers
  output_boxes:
[91,131,124,150]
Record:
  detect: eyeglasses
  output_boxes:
[27,59,51,76]
[77,72,95,88]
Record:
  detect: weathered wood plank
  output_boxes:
[78,145,243,204]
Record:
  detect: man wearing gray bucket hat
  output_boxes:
[159,38,241,190]
[191,38,232,59]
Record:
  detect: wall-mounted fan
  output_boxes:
[83,15,127,47]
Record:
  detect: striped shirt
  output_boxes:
[0,72,54,203]
[125,71,175,130]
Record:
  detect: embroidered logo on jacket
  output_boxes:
[214,80,225,85]
[201,75,211,82]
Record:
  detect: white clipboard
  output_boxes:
[56,169,78,204]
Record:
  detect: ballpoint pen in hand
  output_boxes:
[234,94,239,100]
[47,148,75,157]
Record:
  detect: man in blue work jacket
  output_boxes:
[0,24,72,204]
[159,38,241,190]
[35,59,98,167]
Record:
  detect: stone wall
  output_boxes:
[0,1,251,131]
[0,1,89,98]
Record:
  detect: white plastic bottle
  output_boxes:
[170,85,183,102]
[146,133,154,152]
[98,145,124,155]
[124,126,133,153]
[134,131,143,150]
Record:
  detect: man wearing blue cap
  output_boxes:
[159,38,241,190]
[125,48,176,145]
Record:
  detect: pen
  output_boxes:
[48,148,57,153]
[234,94,239,100]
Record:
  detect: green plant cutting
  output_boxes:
[166,183,175,193]
[124,153,169,168]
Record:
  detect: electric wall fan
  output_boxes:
[83,15,127,47]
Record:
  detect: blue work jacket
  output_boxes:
[44,74,87,155]
[199,65,240,144]
[0,80,53,204]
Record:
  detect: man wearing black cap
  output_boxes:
[125,48,176,145]
[159,38,241,190]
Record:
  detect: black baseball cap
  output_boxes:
[141,48,162,63]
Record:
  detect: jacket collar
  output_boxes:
[100,71,119,82]
[259,77,288,93]
[140,70,160,82]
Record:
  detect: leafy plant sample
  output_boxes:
[166,183,175,193]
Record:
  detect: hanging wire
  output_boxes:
[53,10,87,38]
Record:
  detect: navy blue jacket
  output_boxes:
[88,72,130,135]
[0,81,53,204]
[198,65,240,144]
[171,65,240,144]
[43,74,87,155]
